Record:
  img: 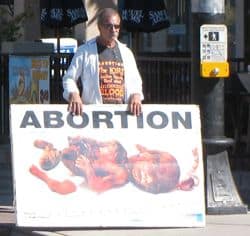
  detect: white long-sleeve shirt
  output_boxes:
[63,37,144,104]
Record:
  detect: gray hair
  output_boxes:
[97,8,120,26]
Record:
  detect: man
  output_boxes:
[63,8,144,116]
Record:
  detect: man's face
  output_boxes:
[98,14,121,43]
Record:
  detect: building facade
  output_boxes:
[1,0,250,218]
[3,0,244,59]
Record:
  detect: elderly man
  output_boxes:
[63,8,144,116]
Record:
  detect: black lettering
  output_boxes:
[44,111,64,128]
[19,109,193,130]
[93,111,113,128]
[114,111,129,128]
[137,113,144,128]
[67,112,89,128]
[147,111,168,129]
[20,111,41,128]
[172,112,192,129]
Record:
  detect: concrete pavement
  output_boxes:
[7,212,250,236]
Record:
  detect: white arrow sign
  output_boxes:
[200,24,227,62]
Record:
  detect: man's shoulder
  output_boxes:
[116,40,127,48]
[116,40,134,56]
[85,38,97,45]
[76,38,97,52]
[117,40,133,52]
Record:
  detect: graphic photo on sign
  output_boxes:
[10,104,206,228]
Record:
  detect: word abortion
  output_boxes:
[19,110,193,130]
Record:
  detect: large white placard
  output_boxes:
[10,104,205,227]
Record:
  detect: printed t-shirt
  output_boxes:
[97,42,125,104]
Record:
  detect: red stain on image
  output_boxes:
[29,164,76,194]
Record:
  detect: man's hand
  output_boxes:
[129,93,142,116]
[68,92,83,116]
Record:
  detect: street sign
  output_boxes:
[200,24,227,62]
[200,24,229,78]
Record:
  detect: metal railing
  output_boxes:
[0,53,249,144]
[137,56,191,104]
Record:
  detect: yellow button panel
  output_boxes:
[201,62,229,78]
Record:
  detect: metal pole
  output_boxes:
[191,0,248,214]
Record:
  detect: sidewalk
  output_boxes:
[8,212,250,236]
